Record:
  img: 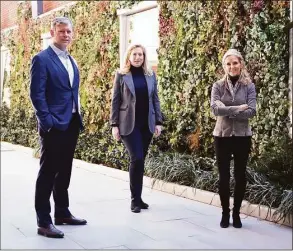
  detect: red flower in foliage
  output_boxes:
[96,1,109,13]
[159,13,175,38]
[252,0,264,13]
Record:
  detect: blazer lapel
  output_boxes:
[47,46,69,78]
[69,55,79,88]
[123,73,135,96]
[145,74,153,98]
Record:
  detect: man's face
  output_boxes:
[50,23,73,50]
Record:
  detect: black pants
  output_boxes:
[121,124,153,205]
[35,113,80,227]
[214,136,251,214]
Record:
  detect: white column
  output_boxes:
[289,1,293,138]
[31,1,38,18]
[0,46,11,107]
[118,14,129,68]
[31,0,43,18]
[117,1,158,68]
[41,32,51,50]
[1,47,8,102]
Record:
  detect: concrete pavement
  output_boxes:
[1,142,292,249]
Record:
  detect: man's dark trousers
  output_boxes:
[35,113,79,227]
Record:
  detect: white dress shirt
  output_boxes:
[50,44,79,113]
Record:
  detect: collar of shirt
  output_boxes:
[50,43,69,59]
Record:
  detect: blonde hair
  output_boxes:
[119,44,153,76]
[222,49,252,85]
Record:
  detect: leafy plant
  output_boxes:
[249,136,293,189]
[157,0,291,157]
[145,151,292,224]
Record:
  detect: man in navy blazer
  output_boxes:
[30,17,86,238]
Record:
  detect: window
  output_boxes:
[31,1,43,18]
[41,32,51,50]
[128,7,159,67]
[118,1,159,69]
[0,46,11,107]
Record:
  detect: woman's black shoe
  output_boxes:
[131,202,141,213]
[131,206,141,213]
[232,213,242,228]
[220,214,230,228]
[140,200,149,209]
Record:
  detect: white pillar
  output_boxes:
[289,1,293,138]
[0,48,8,103]
[31,1,43,18]
[118,14,129,68]
[117,1,158,68]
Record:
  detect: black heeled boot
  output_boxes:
[232,211,242,228]
[130,201,141,213]
[140,199,149,209]
[220,212,230,228]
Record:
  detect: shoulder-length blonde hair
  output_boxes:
[221,49,252,85]
[119,44,153,76]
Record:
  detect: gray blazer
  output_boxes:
[210,78,256,137]
[110,70,163,136]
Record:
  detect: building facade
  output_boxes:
[1,1,70,29]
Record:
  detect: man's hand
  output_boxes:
[155,125,162,137]
[112,127,120,141]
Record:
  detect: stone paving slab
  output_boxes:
[1,142,292,250]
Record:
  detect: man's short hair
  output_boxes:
[51,17,73,30]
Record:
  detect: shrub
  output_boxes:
[145,151,292,223]
[250,136,293,189]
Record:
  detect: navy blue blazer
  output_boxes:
[30,46,84,132]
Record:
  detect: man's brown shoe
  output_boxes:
[54,215,87,225]
[37,224,64,238]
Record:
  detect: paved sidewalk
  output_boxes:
[1,142,292,249]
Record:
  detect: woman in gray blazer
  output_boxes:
[110,44,163,213]
[211,49,256,228]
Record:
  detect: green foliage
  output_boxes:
[243,2,291,157]
[145,151,292,223]
[249,136,293,189]
[157,0,291,158]
[145,151,218,189]
[75,127,129,170]
[0,104,10,140]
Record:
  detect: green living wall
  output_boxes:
[1,1,291,186]
[157,0,291,158]
[155,1,292,197]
